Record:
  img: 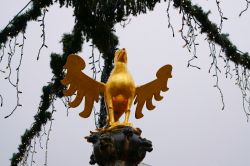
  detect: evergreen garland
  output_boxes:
[2,1,163,164]
[0,0,54,48]
[173,0,250,69]
[11,85,53,166]
[0,0,249,165]
[10,20,84,166]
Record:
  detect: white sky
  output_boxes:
[1,1,250,166]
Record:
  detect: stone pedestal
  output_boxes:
[85,126,153,166]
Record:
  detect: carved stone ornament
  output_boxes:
[85,126,152,166]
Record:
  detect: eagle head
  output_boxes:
[114,48,127,64]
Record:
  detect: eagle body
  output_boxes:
[105,49,135,124]
[106,63,135,100]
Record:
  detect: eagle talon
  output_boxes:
[109,121,121,127]
[122,122,133,127]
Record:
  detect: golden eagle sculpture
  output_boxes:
[61,48,172,128]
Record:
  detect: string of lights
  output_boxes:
[239,0,250,16]
[37,8,48,60]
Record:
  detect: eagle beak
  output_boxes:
[114,48,127,63]
[119,50,127,62]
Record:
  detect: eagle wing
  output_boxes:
[61,54,105,118]
[134,65,172,119]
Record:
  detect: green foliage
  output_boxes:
[0,0,54,47]
[173,0,250,69]
[11,84,53,166]
[5,2,84,163]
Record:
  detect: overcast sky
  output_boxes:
[1,1,250,166]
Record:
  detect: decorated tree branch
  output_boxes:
[173,0,250,69]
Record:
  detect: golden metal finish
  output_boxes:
[61,48,172,128]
